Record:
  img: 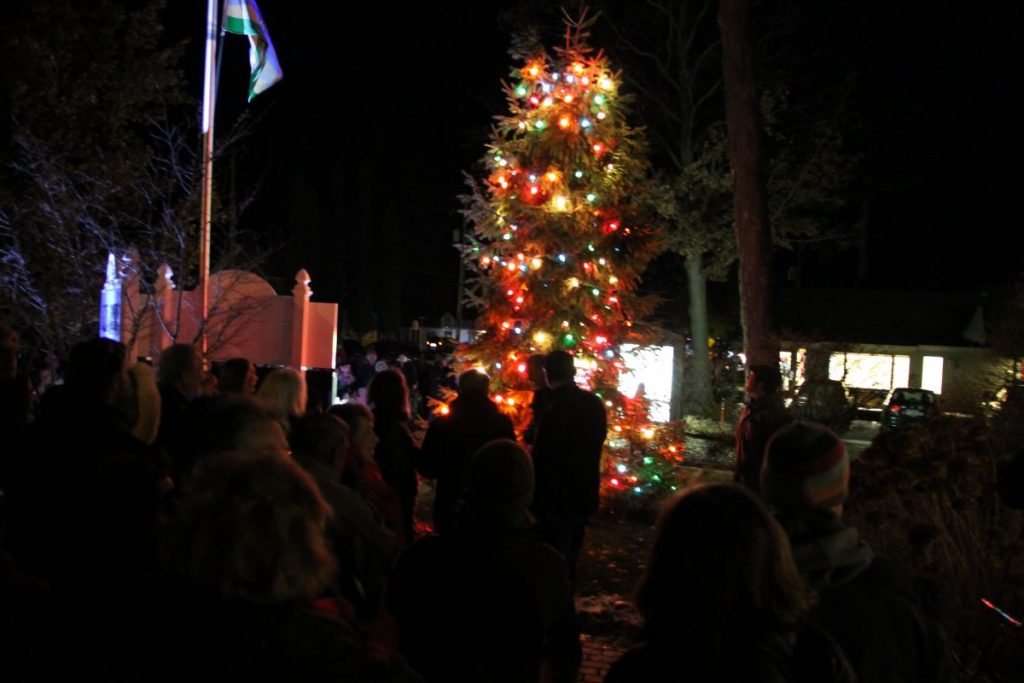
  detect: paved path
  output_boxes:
[540,634,625,683]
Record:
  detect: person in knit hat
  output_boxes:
[760,419,850,514]
[761,421,954,683]
[389,439,579,682]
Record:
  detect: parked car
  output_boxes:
[789,379,856,434]
[880,388,940,432]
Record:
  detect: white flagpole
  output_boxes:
[198,0,219,357]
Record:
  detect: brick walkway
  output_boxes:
[577,634,624,682]
[540,633,625,683]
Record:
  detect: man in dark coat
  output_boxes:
[418,369,515,535]
[530,350,607,580]
[734,364,792,494]
[761,421,954,683]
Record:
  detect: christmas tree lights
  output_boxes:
[457,13,686,509]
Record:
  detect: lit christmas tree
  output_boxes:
[457,12,687,510]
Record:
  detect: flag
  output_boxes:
[222,0,283,101]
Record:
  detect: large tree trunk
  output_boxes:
[685,251,715,414]
[719,0,778,366]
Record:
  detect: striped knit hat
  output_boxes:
[760,421,849,511]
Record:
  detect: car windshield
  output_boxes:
[893,390,933,405]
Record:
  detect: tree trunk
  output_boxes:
[719,0,778,366]
[685,251,715,414]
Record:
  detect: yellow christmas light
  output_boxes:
[530,257,543,269]
[565,277,580,289]
[600,77,614,90]
[552,194,570,211]
[533,330,549,345]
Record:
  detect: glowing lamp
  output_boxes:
[529,95,540,106]
[598,258,606,265]
[561,320,569,328]
[552,195,569,211]
[528,65,540,77]
[533,331,549,345]
[605,400,613,407]
[506,289,514,296]
[530,186,539,195]
[573,63,584,74]
[518,121,526,129]
[566,75,575,84]
[581,76,590,85]
[614,425,622,432]
[600,77,613,90]
[513,321,523,334]
[591,288,600,296]
[498,158,508,167]
[503,233,512,241]
[530,257,543,269]
[506,261,517,271]
[542,97,554,107]
[604,349,616,359]
[507,398,516,406]
[546,171,558,182]
[515,296,524,304]
[608,296,619,304]
[642,427,655,439]
[440,405,450,416]
[610,478,620,487]
[541,82,552,93]
[633,487,643,494]
[558,116,571,129]
[480,256,491,267]
[592,143,604,154]
[502,321,511,329]
[596,336,607,345]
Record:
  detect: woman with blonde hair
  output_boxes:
[256,367,307,433]
[155,451,419,680]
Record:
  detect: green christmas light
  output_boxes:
[515,84,527,97]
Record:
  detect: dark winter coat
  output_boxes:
[530,382,608,517]
[734,392,793,493]
[145,587,422,682]
[418,395,515,534]
[604,624,856,683]
[373,412,420,542]
[777,508,954,683]
[389,526,577,682]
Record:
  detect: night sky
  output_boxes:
[170,0,1019,333]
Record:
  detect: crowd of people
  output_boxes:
[0,325,986,681]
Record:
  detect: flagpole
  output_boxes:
[198,0,219,357]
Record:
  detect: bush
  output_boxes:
[847,417,1024,681]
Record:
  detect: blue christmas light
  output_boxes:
[557,253,567,263]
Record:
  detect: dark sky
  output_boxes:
[173,1,1021,331]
